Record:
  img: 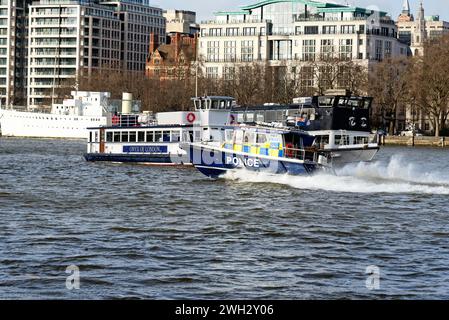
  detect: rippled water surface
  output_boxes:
[1,137,449,299]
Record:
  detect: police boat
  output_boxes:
[181,96,332,179]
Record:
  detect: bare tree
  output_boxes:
[369,57,411,135]
[415,34,449,136]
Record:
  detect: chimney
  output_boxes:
[174,32,181,59]
[193,32,199,61]
[149,32,159,57]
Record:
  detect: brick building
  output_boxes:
[145,32,197,80]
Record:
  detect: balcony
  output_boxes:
[201,19,272,25]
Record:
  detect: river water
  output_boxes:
[0,137,449,299]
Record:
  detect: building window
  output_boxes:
[300,66,314,89]
[223,66,235,81]
[222,40,236,62]
[241,40,254,62]
[375,40,383,61]
[304,26,319,35]
[207,41,220,62]
[243,27,256,36]
[339,39,353,60]
[341,25,355,34]
[226,27,239,36]
[384,41,392,58]
[206,67,219,79]
[322,25,336,34]
[209,28,222,36]
[302,39,316,61]
[320,39,334,60]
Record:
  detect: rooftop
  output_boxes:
[213,0,387,17]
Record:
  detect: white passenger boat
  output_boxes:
[84,98,232,166]
[0,91,138,139]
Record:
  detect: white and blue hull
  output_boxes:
[186,144,326,179]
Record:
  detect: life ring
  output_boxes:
[187,112,196,123]
[285,143,294,158]
[112,115,119,125]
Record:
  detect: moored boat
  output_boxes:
[0,91,139,139]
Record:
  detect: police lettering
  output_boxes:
[226,156,260,168]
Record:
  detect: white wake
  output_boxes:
[222,155,449,195]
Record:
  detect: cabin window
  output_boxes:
[244,131,255,144]
[171,131,180,142]
[256,133,267,144]
[155,131,162,142]
[138,131,145,142]
[89,132,92,142]
[335,135,349,145]
[225,130,234,142]
[318,97,334,107]
[106,132,113,142]
[315,135,329,145]
[113,132,120,142]
[121,131,129,143]
[246,113,254,122]
[234,130,244,144]
[129,131,137,142]
[354,136,368,144]
[146,131,154,142]
[94,132,98,142]
[162,131,170,142]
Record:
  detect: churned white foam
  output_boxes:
[222,156,449,195]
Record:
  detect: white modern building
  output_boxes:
[102,1,166,71]
[27,1,122,107]
[0,0,30,106]
[198,0,409,81]
[0,0,165,108]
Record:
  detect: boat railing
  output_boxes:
[284,146,329,163]
[111,114,140,127]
